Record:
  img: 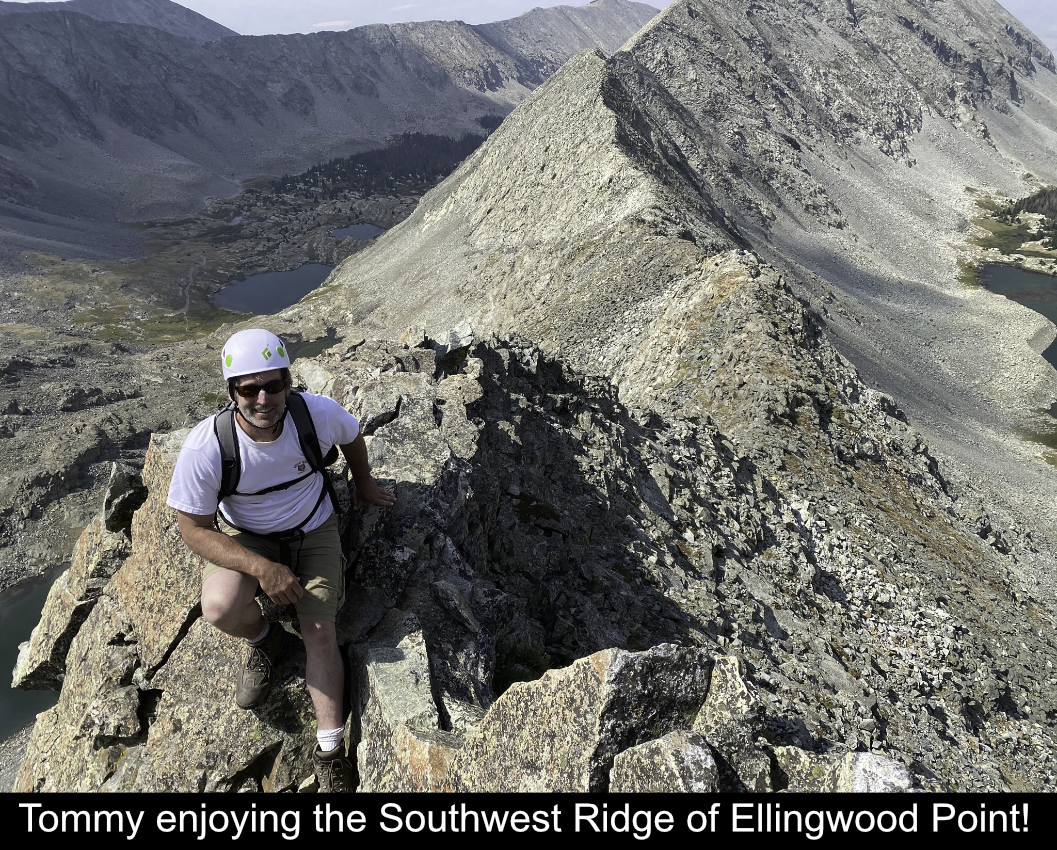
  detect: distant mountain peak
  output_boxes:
[0,0,239,42]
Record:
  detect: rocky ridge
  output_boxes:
[296,0,1057,611]
[20,313,1049,791]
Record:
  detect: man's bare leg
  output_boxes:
[301,619,344,730]
[202,569,266,639]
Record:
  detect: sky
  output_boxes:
[3,1,1052,48]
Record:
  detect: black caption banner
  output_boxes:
[7,794,1043,845]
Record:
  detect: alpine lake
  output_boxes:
[979,262,1057,460]
[211,224,385,315]
[0,565,66,739]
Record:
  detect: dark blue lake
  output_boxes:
[0,567,64,740]
[329,223,386,240]
[979,264,1057,369]
[212,263,334,315]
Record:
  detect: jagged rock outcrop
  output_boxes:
[448,644,712,792]
[354,611,462,793]
[16,324,1057,791]
[11,463,143,690]
[692,655,772,792]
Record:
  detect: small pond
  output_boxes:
[979,263,1057,369]
[211,263,334,315]
[0,566,65,740]
[329,223,386,240]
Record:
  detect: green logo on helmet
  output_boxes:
[276,345,285,358]
[225,354,233,367]
[262,347,272,360]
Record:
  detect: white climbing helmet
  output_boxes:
[221,329,292,379]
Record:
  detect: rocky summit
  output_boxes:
[11,0,1057,792]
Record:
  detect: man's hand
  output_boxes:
[340,434,396,510]
[355,477,396,509]
[176,510,304,605]
[257,561,304,605]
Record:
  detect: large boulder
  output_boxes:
[11,514,130,690]
[692,654,773,791]
[354,610,461,792]
[447,644,713,792]
[609,730,719,792]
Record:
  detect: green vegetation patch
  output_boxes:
[975,186,1057,254]
[957,258,979,287]
[972,216,1040,254]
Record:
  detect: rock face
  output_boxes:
[447,644,712,792]
[10,463,142,691]
[15,328,1057,791]
[0,0,657,222]
[609,730,718,792]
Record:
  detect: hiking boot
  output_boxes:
[313,744,354,793]
[235,623,285,709]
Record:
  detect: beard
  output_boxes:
[237,397,286,432]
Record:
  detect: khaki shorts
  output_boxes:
[202,513,345,622]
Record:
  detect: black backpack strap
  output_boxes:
[286,392,341,514]
[213,403,241,500]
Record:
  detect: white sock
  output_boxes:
[246,622,270,644]
[317,727,345,753]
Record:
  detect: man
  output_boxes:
[166,328,395,792]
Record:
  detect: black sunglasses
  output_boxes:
[234,379,288,398]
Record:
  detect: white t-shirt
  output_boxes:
[167,393,360,535]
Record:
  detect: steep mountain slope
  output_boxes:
[0,0,657,223]
[1000,0,1057,53]
[310,0,1057,590]
[0,0,238,42]
[478,0,659,76]
[254,0,1057,787]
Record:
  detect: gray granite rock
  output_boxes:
[774,746,914,793]
[693,654,773,792]
[11,513,130,690]
[610,730,718,792]
[447,644,712,792]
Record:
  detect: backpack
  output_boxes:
[213,391,340,538]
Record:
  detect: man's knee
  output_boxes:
[300,619,337,651]
[201,572,259,633]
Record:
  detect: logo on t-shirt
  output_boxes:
[295,461,307,473]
